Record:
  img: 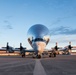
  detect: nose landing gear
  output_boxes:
[36,54,41,58]
[32,52,41,59]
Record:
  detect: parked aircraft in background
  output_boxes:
[0,42,26,53]
[54,42,76,55]
[0,42,14,53]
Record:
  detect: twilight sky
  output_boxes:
[0,0,76,49]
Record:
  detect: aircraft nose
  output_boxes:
[32,42,40,51]
[32,42,46,53]
[37,46,41,52]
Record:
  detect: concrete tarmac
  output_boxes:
[0,55,76,75]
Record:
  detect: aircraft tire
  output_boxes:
[54,53,56,57]
[38,55,41,58]
[49,55,51,57]
[49,53,52,57]
[22,53,25,58]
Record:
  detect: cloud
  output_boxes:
[50,14,76,26]
[6,25,13,29]
[50,26,76,35]
[3,20,13,29]
[50,19,61,26]
[49,35,76,46]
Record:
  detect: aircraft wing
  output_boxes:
[58,47,67,51]
[0,47,35,53]
[58,46,76,52]
[0,48,6,51]
[72,46,76,48]
[13,48,35,52]
[25,49,34,52]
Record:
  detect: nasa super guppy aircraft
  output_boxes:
[0,24,57,58]
[27,24,52,58]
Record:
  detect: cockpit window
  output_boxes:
[32,38,44,42]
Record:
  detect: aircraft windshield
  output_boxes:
[32,38,45,42]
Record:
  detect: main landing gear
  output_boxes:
[21,53,25,58]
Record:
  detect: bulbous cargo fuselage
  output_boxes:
[27,24,50,54]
